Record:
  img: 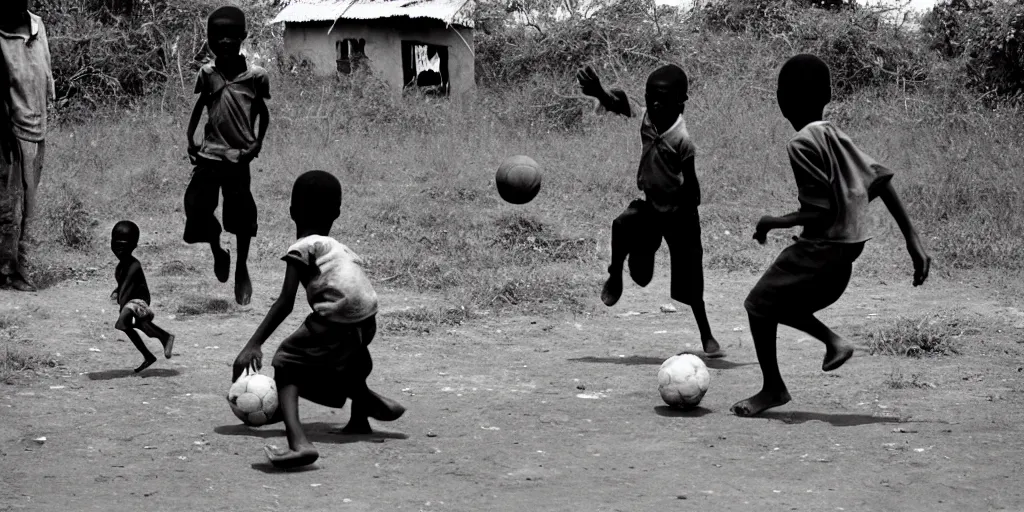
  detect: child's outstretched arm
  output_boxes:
[877,181,930,286]
[752,208,827,244]
[186,94,206,160]
[576,66,633,117]
[232,262,300,381]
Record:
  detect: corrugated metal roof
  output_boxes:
[271,0,474,28]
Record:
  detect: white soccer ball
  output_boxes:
[658,354,711,409]
[227,373,278,426]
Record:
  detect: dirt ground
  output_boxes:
[2,265,1023,512]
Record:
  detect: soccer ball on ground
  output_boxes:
[658,354,710,409]
[227,373,278,426]
[495,155,542,204]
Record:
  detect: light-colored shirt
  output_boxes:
[637,112,700,213]
[194,61,270,162]
[788,121,895,243]
[0,13,55,142]
[283,235,378,324]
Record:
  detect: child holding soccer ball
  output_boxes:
[231,170,405,469]
[731,55,931,417]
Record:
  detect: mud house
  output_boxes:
[271,0,475,97]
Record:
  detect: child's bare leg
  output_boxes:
[779,314,853,371]
[731,312,791,417]
[339,387,405,434]
[689,300,723,358]
[234,235,252,305]
[138,320,175,359]
[211,240,230,283]
[264,381,319,468]
[118,309,156,372]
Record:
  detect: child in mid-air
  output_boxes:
[0,0,55,292]
[731,54,931,417]
[184,5,270,305]
[577,64,722,358]
[111,221,175,373]
[231,170,405,469]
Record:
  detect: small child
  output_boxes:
[0,0,55,292]
[731,54,931,417]
[184,5,270,305]
[577,64,722,358]
[111,221,175,373]
[231,170,405,469]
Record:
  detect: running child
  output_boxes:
[111,221,176,373]
[577,64,722,358]
[0,0,55,291]
[731,54,931,417]
[231,170,405,469]
[184,5,270,305]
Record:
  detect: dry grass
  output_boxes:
[865,314,978,357]
[30,31,1024,314]
[0,313,61,384]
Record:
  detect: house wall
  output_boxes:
[282,18,475,97]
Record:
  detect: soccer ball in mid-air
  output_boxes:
[495,155,542,204]
[658,354,710,409]
[227,373,278,426]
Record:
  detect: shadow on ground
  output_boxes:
[86,368,181,380]
[569,354,755,370]
[759,410,908,426]
[654,405,713,417]
[250,462,321,474]
[214,422,409,444]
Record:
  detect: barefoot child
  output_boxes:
[231,170,405,469]
[577,64,722,358]
[0,0,55,291]
[184,5,269,305]
[731,54,931,417]
[111,221,175,373]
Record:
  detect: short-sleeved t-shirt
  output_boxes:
[637,112,700,213]
[194,61,270,163]
[283,235,378,324]
[0,13,56,142]
[788,121,895,243]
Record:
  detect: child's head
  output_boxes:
[290,171,342,235]
[645,64,689,133]
[111,220,140,258]
[777,54,831,125]
[207,6,247,59]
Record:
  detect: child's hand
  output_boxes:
[576,66,605,98]
[908,239,931,286]
[238,141,262,163]
[232,345,263,382]
[753,216,775,245]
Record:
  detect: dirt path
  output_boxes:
[2,268,1023,511]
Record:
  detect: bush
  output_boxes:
[923,0,1024,101]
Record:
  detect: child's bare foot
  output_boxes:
[213,247,230,283]
[264,443,319,469]
[823,340,855,371]
[135,357,157,373]
[366,391,406,422]
[162,335,175,359]
[731,388,792,417]
[601,272,623,307]
[701,337,725,358]
[234,266,252,305]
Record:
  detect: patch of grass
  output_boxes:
[1,347,62,385]
[380,306,473,335]
[866,314,976,357]
[884,363,935,390]
[493,213,598,264]
[43,182,96,250]
[176,297,233,316]
[158,260,200,276]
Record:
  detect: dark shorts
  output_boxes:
[182,159,257,243]
[612,199,703,305]
[272,314,376,399]
[744,239,865,320]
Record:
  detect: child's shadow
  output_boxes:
[214,422,409,444]
[86,368,181,380]
[250,462,320,474]
[760,410,909,427]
